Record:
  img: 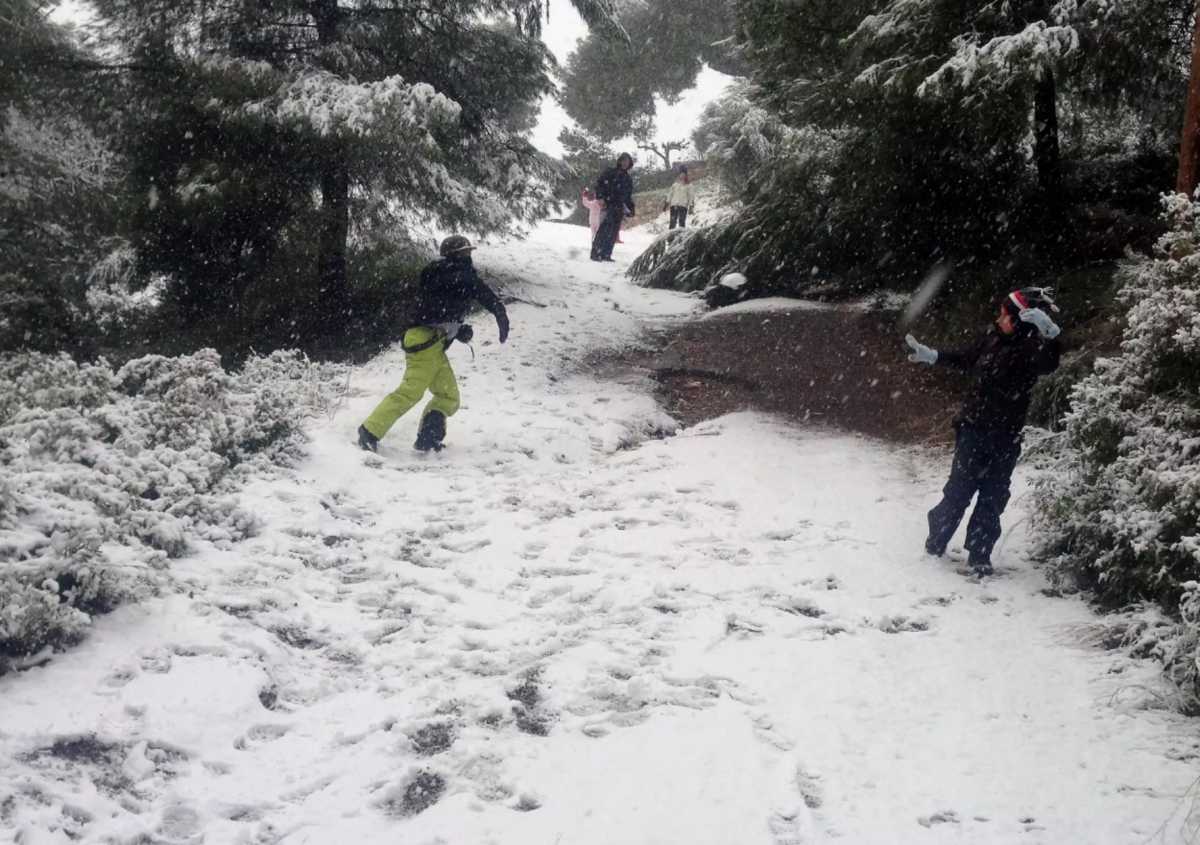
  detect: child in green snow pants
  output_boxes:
[361,327,460,439]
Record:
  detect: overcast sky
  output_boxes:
[49,0,732,160]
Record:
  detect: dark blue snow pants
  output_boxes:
[591,206,623,260]
[926,425,1022,561]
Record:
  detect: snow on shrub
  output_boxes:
[1033,192,1200,708]
[0,349,346,672]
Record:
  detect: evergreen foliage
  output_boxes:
[1,1,133,354]
[558,0,742,142]
[1034,194,1200,608]
[558,124,616,197]
[6,1,619,356]
[96,0,579,336]
[634,0,1190,297]
[1033,194,1200,706]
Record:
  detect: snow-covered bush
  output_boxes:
[84,241,167,332]
[0,349,346,672]
[1163,583,1200,713]
[630,112,845,294]
[692,82,792,192]
[1034,193,1200,704]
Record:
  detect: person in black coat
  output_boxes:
[905,288,1062,574]
[590,152,636,262]
[358,235,509,454]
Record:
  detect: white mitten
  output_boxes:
[905,334,938,365]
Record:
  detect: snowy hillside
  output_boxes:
[2,224,1197,845]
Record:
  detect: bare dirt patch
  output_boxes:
[611,306,968,444]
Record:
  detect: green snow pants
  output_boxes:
[361,327,460,440]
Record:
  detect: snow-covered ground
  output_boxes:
[698,297,845,318]
[3,223,1199,845]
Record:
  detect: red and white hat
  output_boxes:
[1004,287,1059,315]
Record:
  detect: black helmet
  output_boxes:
[1002,286,1059,317]
[439,235,473,257]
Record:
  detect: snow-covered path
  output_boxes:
[3,224,1199,845]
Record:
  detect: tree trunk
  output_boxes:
[1033,67,1060,196]
[1178,2,1200,196]
[638,143,670,170]
[313,0,349,317]
[317,156,350,311]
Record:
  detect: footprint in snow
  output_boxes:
[768,801,819,845]
[752,713,795,752]
[139,647,173,674]
[773,596,826,619]
[406,721,457,756]
[270,623,325,650]
[798,574,841,591]
[158,802,202,840]
[258,686,280,710]
[507,671,555,736]
[376,769,447,817]
[918,810,960,827]
[520,541,547,560]
[794,764,825,810]
[762,528,800,541]
[876,614,931,634]
[102,664,138,688]
[234,724,290,749]
[441,537,492,554]
[916,594,959,607]
[512,792,542,812]
[726,614,766,636]
[318,491,372,524]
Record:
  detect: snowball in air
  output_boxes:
[719,272,747,289]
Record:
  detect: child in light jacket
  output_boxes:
[665,165,696,229]
[581,188,605,238]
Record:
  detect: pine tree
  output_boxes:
[558,124,615,196]
[1,1,129,352]
[90,0,617,330]
[559,0,742,142]
[692,80,790,189]
[846,0,1191,193]
[632,0,1191,297]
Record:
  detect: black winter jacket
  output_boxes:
[595,166,635,216]
[411,256,505,327]
[937,325,1061,434]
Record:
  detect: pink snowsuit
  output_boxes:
[581,191,605,237]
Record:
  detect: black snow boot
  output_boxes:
[967,552,993,576]
[924,537,945,557]
[414,411,446,452]
[357,424,379,453]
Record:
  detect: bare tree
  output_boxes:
[637,139,688,170]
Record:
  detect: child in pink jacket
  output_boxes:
[581,188,605,237]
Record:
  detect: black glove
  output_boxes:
[495,308,510,343]
[456,324,474,344]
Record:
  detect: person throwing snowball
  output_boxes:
[905,288,1062,575]
[357,235,509,454]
